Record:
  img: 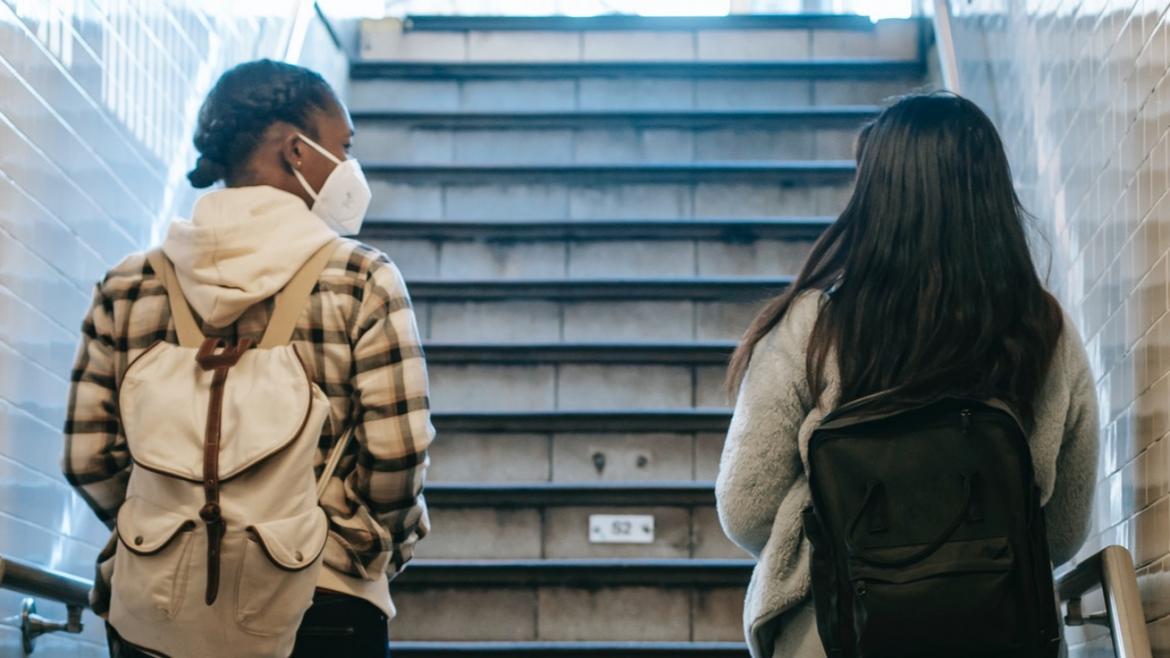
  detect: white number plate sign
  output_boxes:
[589,514,655,544]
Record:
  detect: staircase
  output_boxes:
[348,13,928,656]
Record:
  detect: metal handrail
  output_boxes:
[0,555,93,654]
[1058,545,1152,658]
[930,0,962,92]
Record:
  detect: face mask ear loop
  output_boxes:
[296,133,342,165]
[292,167,320,202]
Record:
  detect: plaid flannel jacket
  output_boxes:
[62,239,433,614]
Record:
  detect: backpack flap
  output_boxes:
[120,344,314,482]
[245,506,329,572]
[116,496,196,555]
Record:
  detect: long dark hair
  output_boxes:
[187,59,337,188]
[726,92,1064,420]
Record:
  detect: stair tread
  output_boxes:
[397,558,753,586]
[363,217,833,241]
[364,160,854,183]
[428,481,716,507]
[409,277,790,301]
[352,107,880,125]
[425,341,734,364]
[351,59,925,79]
[432,409,731,433]
[401,13,878,31]
[390,641,749,657]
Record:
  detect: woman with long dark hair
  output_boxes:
[716,93,1098,657]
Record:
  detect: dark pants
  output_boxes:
[107,591,389,658]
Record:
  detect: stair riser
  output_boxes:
[414,300,763,343]
[348,77,922,113]
[418,506,744,560]
[361,21,920,63]
[389,587,746,642]
[369,180,852,220]
[429,363,727,412]
[427,433,724,484]
[378,238,813,280]
[355,125,861,164]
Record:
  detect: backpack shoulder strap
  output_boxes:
[146,248,206,348]
[259,240,341,348]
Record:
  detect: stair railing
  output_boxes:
[1058,545,1153,658]
[0,555,93,654]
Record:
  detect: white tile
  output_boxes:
[583,31,695,61]
[697,29,810,60]
[468,31,581,62]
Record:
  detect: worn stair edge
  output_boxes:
[427,482,716,507]
[408,277,790,301]
[351,107,880,127]
[362,217,834,242]
[397,558,753,587]
[363,161,855,183]
[351,59,925,80]
[424,342,734,365]
[390,641,749,657]
[432,409,731,433]
[401,13,878,31]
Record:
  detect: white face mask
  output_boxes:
[292,133,372,236]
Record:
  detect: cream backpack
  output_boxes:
[110,242,347,658]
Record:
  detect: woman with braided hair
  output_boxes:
[64,59,432,657]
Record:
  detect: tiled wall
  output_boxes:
[0,1,344,654]
[948,0,1170,651]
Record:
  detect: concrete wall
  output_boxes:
[949,0,1170,652]
[0,1,344,654]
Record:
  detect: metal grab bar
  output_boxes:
[1057,545,1152,658]
[0,555,93,654]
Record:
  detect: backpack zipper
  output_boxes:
[960,408,972,434]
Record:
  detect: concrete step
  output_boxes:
[409,278,789,301]
[391,583,746,642]
[351,60,923,80]
[349,75,922,113]
[432,410,730,433]
[398,13,878,30]
[427,482,715,506]
[356,126,861,165]
[426,431,725,485]
[429,361,728,412]
[351,107,880,128]
[414,298,761,343]
[422,490,743,560]
[370,177,851,220]
[365,161,854,182]
[424,342,734,365]
[363,217,833,241]
[380,234,811,280]
[398,558,752,587]
[390,641,749,658]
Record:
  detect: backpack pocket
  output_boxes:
[847,536,1022,657]
[113,496,198,622]
[235,506,329,637]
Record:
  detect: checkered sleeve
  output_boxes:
[62,278,131,530]
[344,250,433,580]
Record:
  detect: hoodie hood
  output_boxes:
[163,186,337,328]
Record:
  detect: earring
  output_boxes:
[296,161,302,167]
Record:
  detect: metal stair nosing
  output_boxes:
[423,342,734,365]
[427,481,716,508]
[351,107,881,128]
[408,277,792,302]
[431,409,732,434]
[361,217,834,242]
[401,13,879,31]
[397,558,754,587]
[389,641,750,657]
[350,59,926,80]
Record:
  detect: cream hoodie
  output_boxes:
[163,186,337,328]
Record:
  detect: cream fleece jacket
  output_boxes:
[162,186,337,328]
[716,290,1100,657]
